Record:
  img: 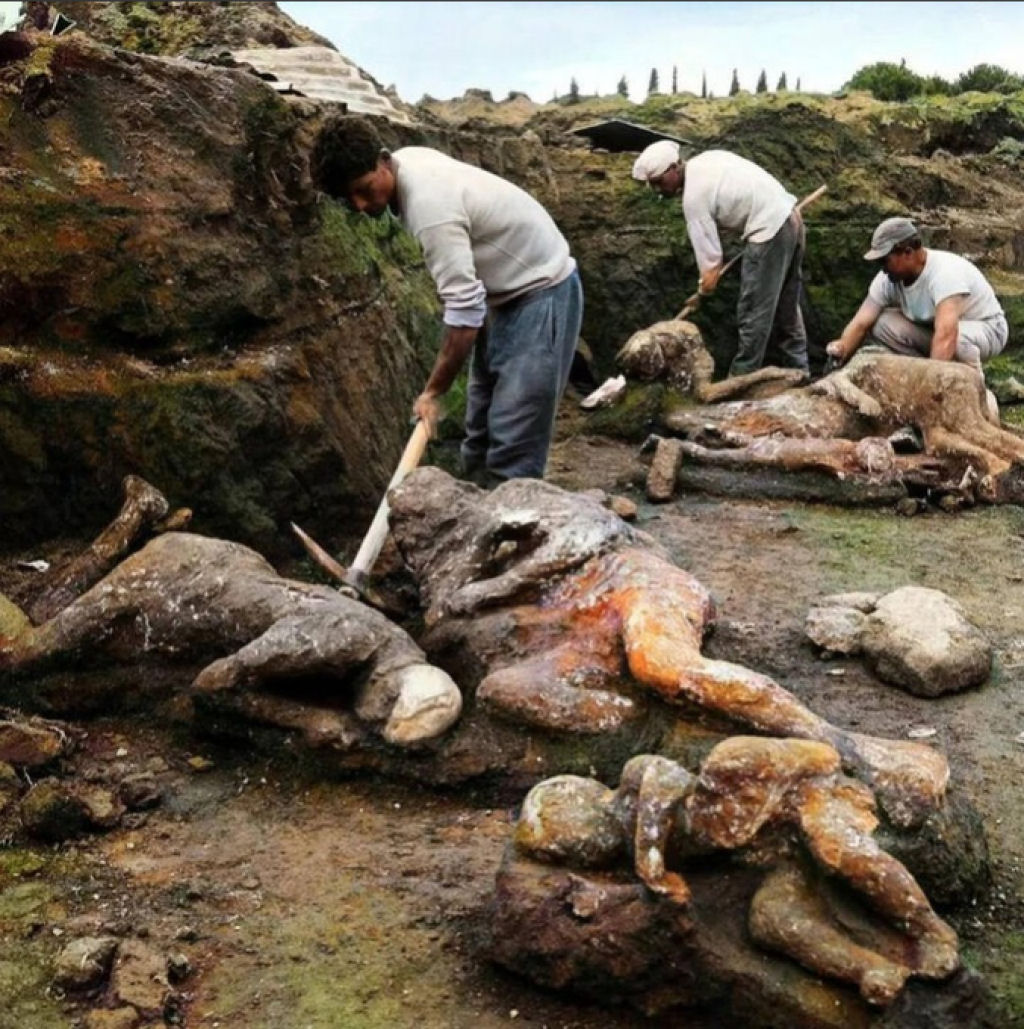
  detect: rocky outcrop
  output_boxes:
[52,2,332,54]
[0,30,439,551]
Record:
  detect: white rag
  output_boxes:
[632,140,681,182]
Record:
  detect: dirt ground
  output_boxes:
[2,421,1024,1029]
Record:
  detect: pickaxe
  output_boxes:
[292,419,430,603]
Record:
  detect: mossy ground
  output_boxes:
[0,848,110,1029]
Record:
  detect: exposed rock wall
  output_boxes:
[0,32,439,551]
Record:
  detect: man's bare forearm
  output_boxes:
[930,298,963,362]
[929,330,958,362]
[423,325,478,397]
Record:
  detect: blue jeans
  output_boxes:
[461,270,583,481]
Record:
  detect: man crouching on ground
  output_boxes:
[826,216,1008,373]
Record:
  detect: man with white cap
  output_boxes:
[632,141,809,378]
[825,216,1008,373]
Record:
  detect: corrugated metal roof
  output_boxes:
[229,46,412,124]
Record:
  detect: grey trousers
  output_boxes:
[461,270,583,482]
[730,211,809,377]
[866,308,1008,372]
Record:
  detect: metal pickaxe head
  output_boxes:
[290,522,384,608]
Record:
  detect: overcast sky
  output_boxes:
[278,1,1024,104]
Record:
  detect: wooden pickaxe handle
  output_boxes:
[675,183,828,321]
[343,419,431,595]
[290,419,431,602]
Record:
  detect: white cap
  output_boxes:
[632,140,681,182]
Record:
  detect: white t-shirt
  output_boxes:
[392,147,576,328]
[682,150,796,272]
[867,249,1005,324]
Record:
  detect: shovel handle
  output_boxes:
[675,184,827,321]
[676,252,742,320]
[796,184,828,212]
[347,419,430,581]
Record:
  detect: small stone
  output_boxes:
[579,375,626,410]
[187,756,214,773]
[646,437,684,502]
[907,726,938,739]
[938,493,966,513]
[805,606,866,655]
[20,780,91,842]
[78,786,125,830]
[895,497,921,517]
[114,747,129,759]
[381,665,462,746]
[174,926,199,942]
[53,936,118,991]
[110,939,171,1016]
[167,952,191,984]
[146,756,170,774]
[240,876,260,890]
[84,1007,141,1029]
[0,720,66,768]
[862,586,992,697]
[608,495,638,521]
[119,773,162,811]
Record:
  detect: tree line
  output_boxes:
[844,61,1024,101]
[564,67,801,103]
[561,60,1022,105]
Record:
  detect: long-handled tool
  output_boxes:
[675,183,828,321]
[292,419,430,601]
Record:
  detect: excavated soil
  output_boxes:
[2,408,1024,1028]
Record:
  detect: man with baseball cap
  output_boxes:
[632,141,809,378]
[826,216,1008,373]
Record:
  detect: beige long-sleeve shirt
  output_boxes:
[392,147,576,328]
[681,150,796,272]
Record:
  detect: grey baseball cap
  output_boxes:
[864,216,919,260]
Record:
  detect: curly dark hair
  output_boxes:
[311,116,385,197]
